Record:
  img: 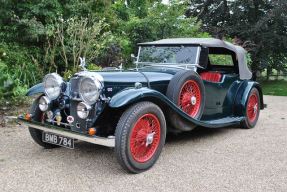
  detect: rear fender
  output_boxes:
[234,81,264,116]
[26,83,44,96]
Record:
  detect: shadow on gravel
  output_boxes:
[71,127,233,151]
[26,126,236,175]
[165,127,233,144]
[75,142,114,153]
[60,127,235,153]
[69,127,234,154]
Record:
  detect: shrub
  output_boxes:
[0,43,42,105]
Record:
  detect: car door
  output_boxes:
[201,48,240,120]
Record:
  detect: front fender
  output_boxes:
[108,87,240,128]
[108,87,200,125]
[26,83,44,96]
[109,87,168,108]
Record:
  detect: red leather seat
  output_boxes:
[200,72,222,83]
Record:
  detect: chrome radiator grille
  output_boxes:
[69,76,80,99]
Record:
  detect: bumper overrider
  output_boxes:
[18,117,115,147]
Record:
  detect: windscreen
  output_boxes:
[138,46,199,65]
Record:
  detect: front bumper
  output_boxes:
[18,118,115,147]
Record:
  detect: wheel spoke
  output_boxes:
[246,92,259,123]
[130,113,161,163]
[178,80,201,118]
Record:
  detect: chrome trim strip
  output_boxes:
[19,119,115,147]
[136,63,200,70]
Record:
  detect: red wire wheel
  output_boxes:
[166,71,205,131]
[115,101,166,173]
[130,113,161,163]
[242,88,261,129]
[246,92,259,123]
[178,80,202,118]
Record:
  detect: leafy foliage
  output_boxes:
[0,44,40,103]
[187,0,287,78]
[0,0,208,104]
[45,17,107,74]
[0,0,286,105]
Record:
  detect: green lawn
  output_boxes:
[260,80,287,96]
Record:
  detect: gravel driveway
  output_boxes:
[0,95,286,192]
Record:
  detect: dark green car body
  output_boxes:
[26,66,263,132]
[23,38,265,138]
[18,38,266,173]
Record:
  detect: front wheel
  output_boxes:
[115,101,166,173]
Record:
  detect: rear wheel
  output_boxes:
[166,70,205,131]
[29,97,58,149]
[242,88,260,129]
[115,101,166,173]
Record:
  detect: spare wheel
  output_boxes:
[166,70,205,131]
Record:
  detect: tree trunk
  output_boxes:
[266,67,271,81]
[250,53,260,81]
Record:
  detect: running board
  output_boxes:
[199,116,245,128]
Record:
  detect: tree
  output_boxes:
[0,0,207,103]
[187,0,287,76]
[118,1,209,53]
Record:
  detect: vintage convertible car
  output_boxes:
[18,38,265,173]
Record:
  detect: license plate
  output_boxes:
[42,132,74,149]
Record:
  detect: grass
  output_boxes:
[260,80,287,96]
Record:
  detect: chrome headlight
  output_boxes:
[39,96,50,112]
[43,73,64,100]
[79,76,102,105]
[77,102,91,119]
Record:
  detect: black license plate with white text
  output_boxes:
[42,132,74,149]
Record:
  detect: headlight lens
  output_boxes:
[43,73,64,100]
[77,102,91,119]
[39,96,50,112]
[79,76,102,105]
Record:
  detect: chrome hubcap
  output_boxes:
[146,132,155,146]
[191,96,197,105]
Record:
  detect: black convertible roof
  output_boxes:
[138,38,252,80]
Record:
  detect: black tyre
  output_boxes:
[242,88,260,129]
[28,97,58,149]
[115,101,166,173]
[166,70,205,131]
